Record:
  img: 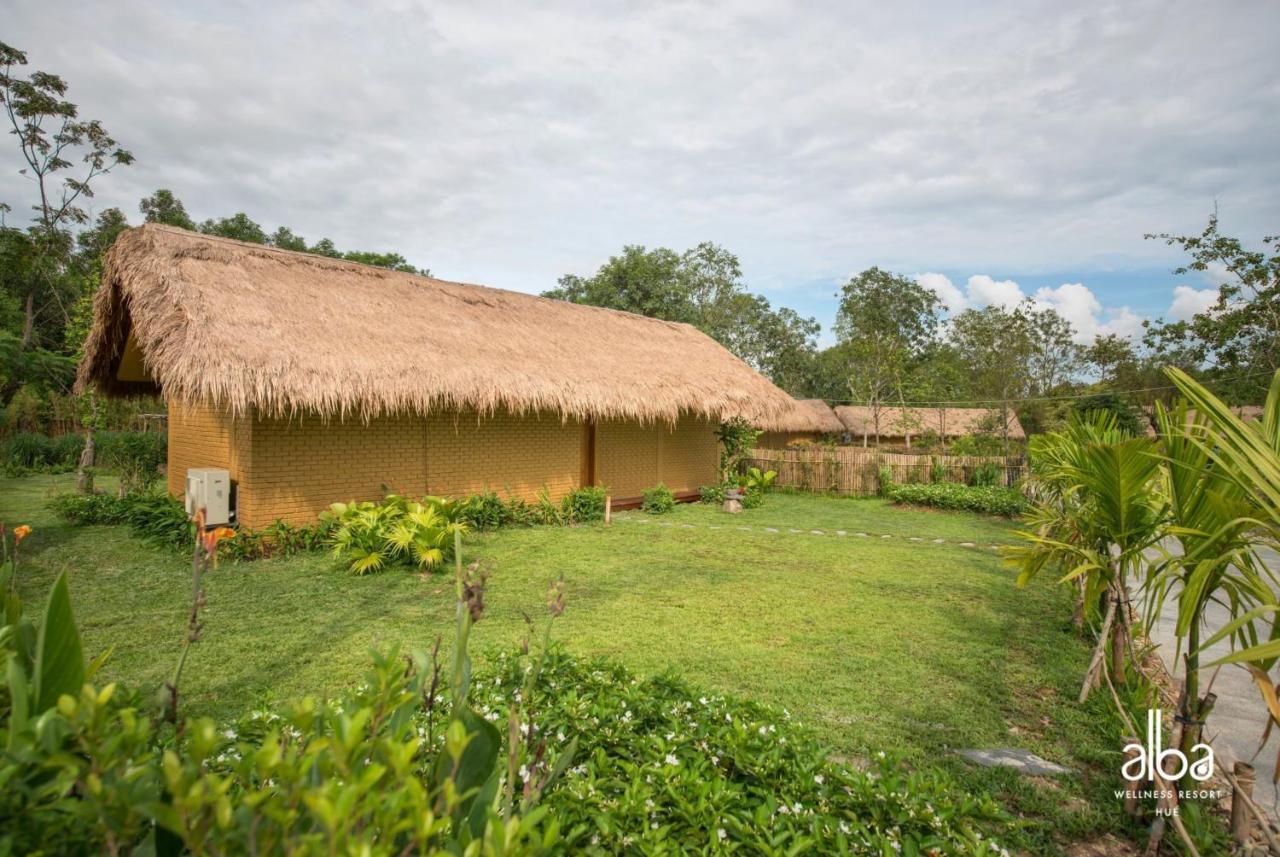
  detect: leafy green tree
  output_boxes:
[198,212,267,244]
[546,242,819,390]
[949,304,1031,452]
[1071,392,1144,436]
[0,40,133,350]
[835,267,941,443]
[267,225,308,251]
[138,188,195,230]
[1145,212,1279,403]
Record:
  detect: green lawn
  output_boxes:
[1,474,1131,852]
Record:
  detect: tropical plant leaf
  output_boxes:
[33,571,84,712]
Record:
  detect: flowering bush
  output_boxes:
[455,649,1011,854]
[889,482,1027,518]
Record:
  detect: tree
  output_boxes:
[835,267,941,444]
[1072,392,1144,437]
[1144,212,1280,403]
[546,242,819,390]
[0,40,133,350]
[949,304,1032,453]
[139,188,195,230]
[199,212,267,244]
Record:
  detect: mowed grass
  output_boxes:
[1,475,1130,851]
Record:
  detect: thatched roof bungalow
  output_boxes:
[756,398,844,447]
[834,405,1025,447]
[78,225,794,525]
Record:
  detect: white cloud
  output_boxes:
[1,0,1276,308]
[1167,285,1219,320]
[1032,282,1145,343]
[966,275,1025,309]
[915,272,968,312]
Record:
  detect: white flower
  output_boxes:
[814,774,825,785]
[717,828,727,841]
[664,754,679,766]
[711,755,720,765]
[222,728,237,740]
[839,821,851,835]
[700,697,709,705]
[792,801,803,813]
[665,732,675,740]
[518,765,528,779]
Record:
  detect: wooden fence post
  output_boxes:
[1231,761,1256,846]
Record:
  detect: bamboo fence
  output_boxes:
[745,446,1028,495]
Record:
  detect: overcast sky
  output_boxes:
[4,0,1278,344]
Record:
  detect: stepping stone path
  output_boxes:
[612,515,1014,551]
[957,748,1072,775]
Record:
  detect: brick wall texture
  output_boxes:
[167,401,718,528]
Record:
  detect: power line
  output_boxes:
[826,369,1273,408]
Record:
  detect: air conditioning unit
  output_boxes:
[185,467,233,527]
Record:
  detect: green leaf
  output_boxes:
[32,571,84,713]
[6,654,29,744]
[433,707,501,822]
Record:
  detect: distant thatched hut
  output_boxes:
[756,398,844,447]
[834,406,1025,448]
[77,225,793,526]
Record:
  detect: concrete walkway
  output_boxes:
[1144,545,1279,811]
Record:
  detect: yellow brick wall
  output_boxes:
[166,402,715,526]
[424,410,582,502]
[240,413,428,528]
[596,415,717,499]
[166,399,247,498]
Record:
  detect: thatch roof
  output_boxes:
[835,406,1026,440]
[78,225,795,424]
[758,398,845,433]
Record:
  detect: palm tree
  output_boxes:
[1007,414,1165,698]
[1145,400,1271,780]
[1163,368,1280,779]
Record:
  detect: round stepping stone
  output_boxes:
[810,529,825,535]
[707,525,721,530]
[880,534,892,539]
[854,532,867,537]
[959,541,976,547]
[788,528,802,534]
[909,537,922,542]
[835,530,847,536]
[764,527,779,533]
[932,538,945,544]
[737,526,752,532]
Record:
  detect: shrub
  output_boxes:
[0,524,563,855]
[889,482,1027,517]
[96,430,166,492]
[930,456,946,483]
[122,492,196,548]
[641,483,676,514]
[326,494,468,574]
[970,462,1001,487]
[876,464,894,497]
[47,491,132,526]
[2,430,167,477]
[698,483,727,504]
[461,489,507,531]
[561,485,607,523]
[460,649,1009,854]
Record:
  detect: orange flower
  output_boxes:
[200,526,236,558]
[13,525,31,544]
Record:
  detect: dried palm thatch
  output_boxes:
[757,398,844,433]
[78,225,795,424]
[834,405,1026,439]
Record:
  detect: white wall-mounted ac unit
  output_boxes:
[184,467,233,526]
